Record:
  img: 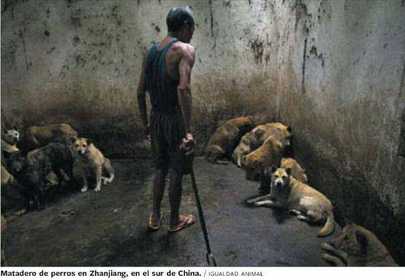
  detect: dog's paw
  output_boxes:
[94,186,101,192]
[101,177,108,185]
[81,186,88,192]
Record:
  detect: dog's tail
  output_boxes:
[102,158,115,184]
[318,210,335,237]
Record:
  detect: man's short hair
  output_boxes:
[166,6,194,33]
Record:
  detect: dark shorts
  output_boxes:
[150,111,186,173]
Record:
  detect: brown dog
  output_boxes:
[71,137,115,192]
[241,136,284,181]
[24,123,78,150]
[232,122,293,167]
[321,224,397,266]
[247,167,335,237]
[280,158,308,183]
[205,116,255,163]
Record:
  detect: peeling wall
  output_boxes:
[2,0,405,264]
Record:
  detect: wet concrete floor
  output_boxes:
[4,157,337,266]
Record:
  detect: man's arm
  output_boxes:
[137,49,149,137]
[177,44,195,137]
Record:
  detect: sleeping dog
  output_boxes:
[321,224,397,266]
[205,116,255,163]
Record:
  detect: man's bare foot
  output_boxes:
[168,214,196,233]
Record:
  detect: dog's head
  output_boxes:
[71,137,92,155]
[270,167,291,191]
[3,129,20,145]
[6,151,25,175]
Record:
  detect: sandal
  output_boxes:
[168,214,196,233]
[147,214,161,231]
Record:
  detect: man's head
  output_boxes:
[167,6,195,43]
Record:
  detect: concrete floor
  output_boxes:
[3,157,337,266]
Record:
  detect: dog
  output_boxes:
[247,167,335,237]
[2,128,20,147]
[232,122,293,167]
[2,129,21,166]
[24,123,78,150]
[280,158,308,183]
[71,137,115,192]
[18,142,74,209]
[205,116,255,163]
[241,136,284,181]
[258,157,308,194]
[321,223,397,266]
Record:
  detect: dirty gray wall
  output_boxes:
[2,0,405,264]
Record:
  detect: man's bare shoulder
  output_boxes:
[172,41,195,57]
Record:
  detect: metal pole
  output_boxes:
[189,166,217,266]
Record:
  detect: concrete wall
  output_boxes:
[2,0,405,264]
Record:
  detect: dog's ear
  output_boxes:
[355,230,368,255]
[84,138,93,145]
[271,165,277,173]
[285,167,292,176]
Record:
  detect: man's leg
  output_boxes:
[168,167,183,227]
[167,157,195,232]
[151,166,168,222]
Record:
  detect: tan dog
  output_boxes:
[259,157,308,194]
[233,122,292,167]
[71,138,114,192]
[205,116,255,163]
[281,158,308,183]
[247,167,335,237]
[25,123,78,149]
[321,224,397,266]
[241,136,284,181]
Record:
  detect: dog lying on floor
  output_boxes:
[71,137,115,192]
[205,116,255,163]
[247,167,335,237]
[258,157,308,194]
[232,122,293,167]
[24,123,78,150]
[321,223,397,266]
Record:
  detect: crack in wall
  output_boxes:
[18,28,30,72]
[301,37,307,94]
[208,0,216,49]
[398,61,405,157]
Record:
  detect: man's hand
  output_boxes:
[180,133,194,155]
[144,125,151,142]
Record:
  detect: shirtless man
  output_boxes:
[137,7,196,232]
